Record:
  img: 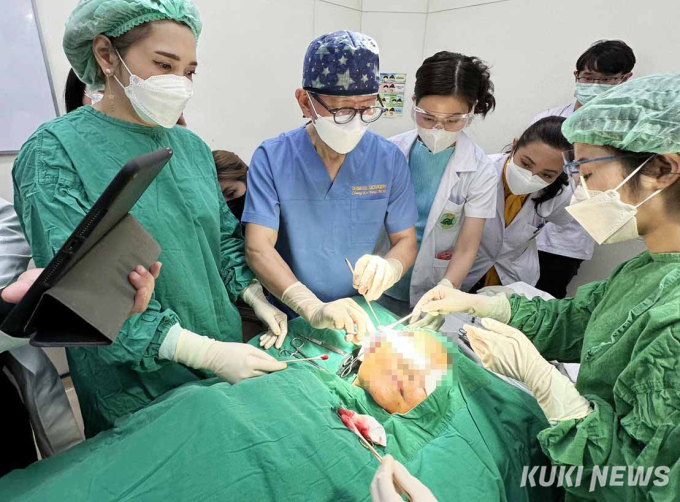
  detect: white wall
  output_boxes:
[360,1,429,139]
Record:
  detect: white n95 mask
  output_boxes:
[308,93,370,154]
[505,157,551,195]
[569,184,596,205]
[566,156,661,245]
[114,49,193,128]
[417,126,460,154]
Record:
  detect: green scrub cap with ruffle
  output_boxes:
[63,0,201,88]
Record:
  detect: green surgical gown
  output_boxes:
[12,107,254,437]
[0,303,559,502]
[508,251,680,502]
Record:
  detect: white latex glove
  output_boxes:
[408,312,445,331]
[241,280,289,350]
[410,278,512,327]
[370,454,438,502]
[172,329,286,384]
[476,285,520,298]
[281,282,369,345]
[464,318,592,423]
[409,278,451,330]
[353,255,403,301]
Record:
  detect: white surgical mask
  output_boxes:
[566,156,661,245]
[85,91,104,105]
[417,126,460,154]
[114,49,193,128]
[574,83,613,106]
[308,92,370,154]
[505,157,551,195]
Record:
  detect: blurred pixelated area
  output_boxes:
[356,329,455,414]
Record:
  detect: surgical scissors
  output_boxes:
[279,337,329,373]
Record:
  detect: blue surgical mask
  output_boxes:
[574,83,613,106]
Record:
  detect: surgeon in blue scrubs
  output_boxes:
[244,31,418,350]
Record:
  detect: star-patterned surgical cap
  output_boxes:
[302,30,380,96]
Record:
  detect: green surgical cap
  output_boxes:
[563,73,680,154]
[63,0,202,88]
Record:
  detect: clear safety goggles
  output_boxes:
[411,105,474,132]
[562,149,650,193]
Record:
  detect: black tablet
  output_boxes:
[1,147,172,338]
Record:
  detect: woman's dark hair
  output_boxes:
[65,69,87,113]
[414,51,495,117]
[95,23,154,83]
[604,147,679,214]
[110,23,154,55]
[508,116,571,207]
[576,40,636,75]
[213,150,248,184]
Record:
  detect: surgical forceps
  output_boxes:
[278,337,329,373]
[294,334,348,356]
[337,347,363,378]
[458,315,481,348]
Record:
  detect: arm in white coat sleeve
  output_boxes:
[460,157,497,219]
[543,184,574,227]
[0,199,32,288]
[442,155,497,288]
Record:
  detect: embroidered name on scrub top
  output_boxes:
[352,185,387,196]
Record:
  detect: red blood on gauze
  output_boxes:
[337,408,387,447]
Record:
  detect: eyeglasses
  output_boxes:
[412,106,474,132]
[309,93,386,124]
[562,149,638,192]
[575,73,626,85]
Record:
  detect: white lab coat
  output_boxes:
[378,129,497,306]
[0,198,32,352]
[463,154,572,290]
[531,103,596,260]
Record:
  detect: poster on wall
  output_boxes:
[378,73,406,118]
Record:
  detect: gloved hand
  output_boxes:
[353,255,403,301]
[476,285,520,298]
[410,278,512,328]
[464,318,592,422]
[370,454,438,502]
[241,280,288,350]
[172,329,286,384]
[409,312,445,331]
[408,278,452,330]
[281,282,369,344]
